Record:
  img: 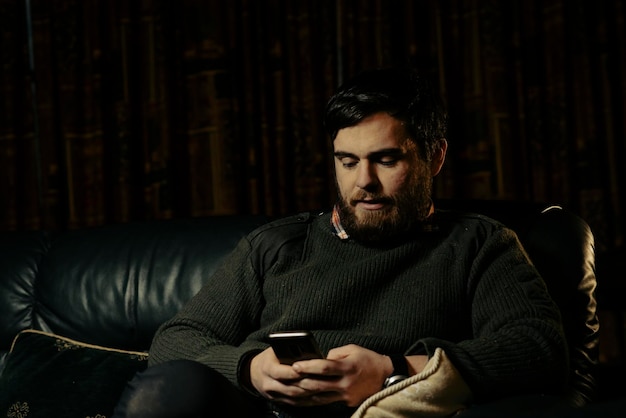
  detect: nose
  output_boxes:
[356,162,378,191]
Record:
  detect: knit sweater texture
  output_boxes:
[149,209,568,406]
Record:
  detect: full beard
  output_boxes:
[337,174,433,244]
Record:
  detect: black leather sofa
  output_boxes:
[0,200,608,417]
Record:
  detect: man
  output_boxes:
[113,66,568,418]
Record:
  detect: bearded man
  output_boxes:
[113,67,568,418]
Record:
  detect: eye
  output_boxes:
[378,157,399,167]
[338,157,358,168]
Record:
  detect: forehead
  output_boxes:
[333,113,412,155]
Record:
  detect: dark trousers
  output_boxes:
[112,360,353,418]
[112,359,273,418]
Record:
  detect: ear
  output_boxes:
[430,139,447,177]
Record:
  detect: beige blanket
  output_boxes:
[351,348,472,418]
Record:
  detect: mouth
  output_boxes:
[352,198,390,211]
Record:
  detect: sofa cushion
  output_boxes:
[0,329,148,418]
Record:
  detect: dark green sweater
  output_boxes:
[149,209,568,404]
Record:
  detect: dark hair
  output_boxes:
[324,66,447,161]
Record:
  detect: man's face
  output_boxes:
[333,112,443,243]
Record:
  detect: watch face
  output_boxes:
[383,374,409,388]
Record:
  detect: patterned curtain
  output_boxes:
[1,0,624,255]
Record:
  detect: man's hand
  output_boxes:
[250,344,393,407]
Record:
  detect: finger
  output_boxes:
[292,359,342,376]
[264,382,321,405]
[293,375,340,391]
[270,364,306,381]
[267,378,318,399]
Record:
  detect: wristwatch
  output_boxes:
[383,354,409,388]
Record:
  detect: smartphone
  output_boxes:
[268,330,324,365]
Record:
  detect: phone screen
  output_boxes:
[268,331,323,365]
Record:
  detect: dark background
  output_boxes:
[1,0,625,383]
[1,0,624,249]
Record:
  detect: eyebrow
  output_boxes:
[334,148,405,160]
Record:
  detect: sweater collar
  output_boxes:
[331,202,436,240]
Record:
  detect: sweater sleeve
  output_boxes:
[412,226,569,401]
[147,235,268,389]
